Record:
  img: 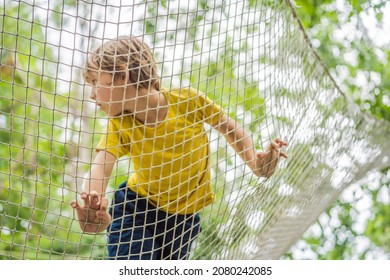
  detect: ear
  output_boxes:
[114,71,128,85]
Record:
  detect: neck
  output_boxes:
[125,88,167,126]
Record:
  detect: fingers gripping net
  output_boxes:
[0,0,389,260]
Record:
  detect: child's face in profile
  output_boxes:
[88,71,134,117]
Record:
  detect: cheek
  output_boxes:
[111,89,126,102]
[98,86,125,103]
[97,89,113,103]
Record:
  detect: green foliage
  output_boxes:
[288,0,390,259]
[365,203,390,252]
[0,1,105,259]
[294,0,390,122]
[365,168,390,253]
[1,0,388,260]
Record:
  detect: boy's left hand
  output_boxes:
[254,138,288,178]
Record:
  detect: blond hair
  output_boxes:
[85,36,160,91]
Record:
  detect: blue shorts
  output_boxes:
[107,181,201,260]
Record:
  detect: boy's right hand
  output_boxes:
[70,191,111,233]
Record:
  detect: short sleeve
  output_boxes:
[195,90,224,126]
[96,118,130,158]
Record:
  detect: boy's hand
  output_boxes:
[70,191,111,233]
[254,138,288,178]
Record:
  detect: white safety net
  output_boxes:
[0,0,389,259]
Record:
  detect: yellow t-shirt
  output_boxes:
[96,88,224,214]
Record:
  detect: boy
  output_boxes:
[71,36,287,260]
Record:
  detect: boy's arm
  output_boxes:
[71,151,116,233]
[212,113,287,178]
[84,150,116,196]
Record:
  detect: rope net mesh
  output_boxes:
[0,0,389,260]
